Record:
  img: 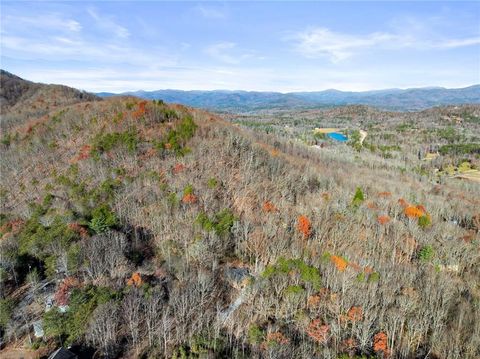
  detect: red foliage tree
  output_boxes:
[172,163,185,174]
[68,223,89,238]
[306,319,329,344]
[54,277,79,306]
[261,331,290,349]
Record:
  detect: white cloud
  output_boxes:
[434,37,480,49]
[194,5,227,19]
[205,42,239,64]
[291,26,480,62]
[87,8,129,38]
[291,27,397,62]
[2,14,82,33]
[1,33,176,69]
[204,42,261,65]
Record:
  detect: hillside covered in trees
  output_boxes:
[0,75,479,359]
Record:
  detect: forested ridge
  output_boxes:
[1,79,479,358]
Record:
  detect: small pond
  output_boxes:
[328,132,348,142]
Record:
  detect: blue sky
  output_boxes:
[1,1,479,92]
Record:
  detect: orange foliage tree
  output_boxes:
[377,215,391,225]
[307,294,321,307]
[127,272,143,287]
[262,201,277,213]
[182,193,198,204]
[331,255,348,271]
[404,206,425,218]
[133,100,147,119]
[367,202,379,210]
[297,215,312,238]
[373,332,390,356]
[306,319,330,343]
[347,306,363,322]
[341,337,358,353]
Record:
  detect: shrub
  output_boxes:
[368,272,380,283]
[248,325,264,345]
[88,205,118,233]
[0,298,14,329]
[285,285,305,296]
[91,130,139,155]
[207,178,218,188]
[157,115,197,156]
[418,214,432,228]
[196,209,236,236]
[183,184,194,196]
[262,257,321,290]
[356,273,366,282]
[439,143,480,156]
[418,245,434,262]
[167,192,179,207]
[352,187,365,207]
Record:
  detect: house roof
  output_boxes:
[48,347,77,359]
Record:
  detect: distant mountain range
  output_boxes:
[98,85,480,112]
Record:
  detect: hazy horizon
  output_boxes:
[95,84,480,95]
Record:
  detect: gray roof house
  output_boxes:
[48,347,77,359]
